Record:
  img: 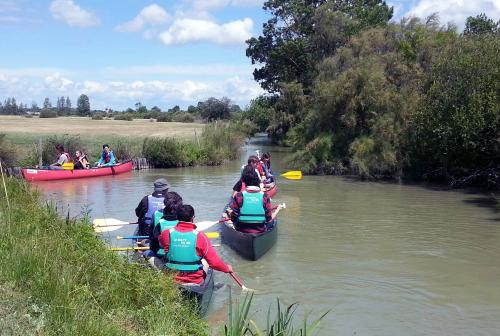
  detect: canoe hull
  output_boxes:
[180,268,215,317]
[22,161,133,181]
[221,220,278,261]
[264,183,278,198]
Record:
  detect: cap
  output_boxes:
[154,178,170,192]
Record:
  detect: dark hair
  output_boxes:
[164,191,183,216]
[177,204,195,222]
[102,144,109,149]
[247,155,258,164]
[262,152,271,168]
[55,144,64,152]
[242,170,260,187]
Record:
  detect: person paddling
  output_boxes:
[148,191,183,262]
[50,144,72,170]
[135,178,169,236]
[159,204,233,284]
[225,171,283,233]
[96,144,116,167]
[232,156,262,196]
[74,150,90,169]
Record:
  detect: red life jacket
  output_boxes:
[103,151,111,163]
[256,162,265,176]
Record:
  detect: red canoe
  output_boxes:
[22,160,133,182]
[264,182,278,198]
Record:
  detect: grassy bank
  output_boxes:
[0,177,207,335]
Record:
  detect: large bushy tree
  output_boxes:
[77,94,90,116]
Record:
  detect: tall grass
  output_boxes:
[0,178,208,335]
[0,133,17,167]
[223,292,329,336]
[143,121,250,167]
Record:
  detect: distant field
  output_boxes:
[0,116,204,141]
[0,116,205,165]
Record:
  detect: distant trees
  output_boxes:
[56,96,72,115]
[463,13,499,36]
[77,94,90,116]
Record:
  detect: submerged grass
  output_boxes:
[0,177,208,335]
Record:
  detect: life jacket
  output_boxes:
[239,190,266,224]
[64,152,73,163]
[256,162,265,177]
[144,195,165,226]
[102,151,111,163]
[165,228,202,272]
[154,215,179,257]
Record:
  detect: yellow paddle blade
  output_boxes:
[281,170,302,180]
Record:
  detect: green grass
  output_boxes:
[0,177,208,335]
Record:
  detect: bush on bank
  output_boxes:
[0,177,207,335]
[143,121,250,167]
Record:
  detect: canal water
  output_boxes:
[32,139,500,335]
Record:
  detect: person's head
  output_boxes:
[164,191,183,216]
[75,150,81,158]
[177,204,195,222]
[102,144,110,153]
[154,178,170,194]
[242,170,260,187]
[262,152,271,167]
[55,144,64,153]
[247,155,259,167]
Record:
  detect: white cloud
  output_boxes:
[405,0,500,29]
[44,72,74,91]
[49,0,100,28]
[159,17,253,46]
[115,4,170,33]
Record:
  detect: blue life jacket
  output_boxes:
[165,228,202,272]
[239,191,266,224]
[144,195,164,225]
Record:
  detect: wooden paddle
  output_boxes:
[281,170,302,180]
[229,272,254,292]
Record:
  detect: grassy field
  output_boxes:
[0,116,205,166]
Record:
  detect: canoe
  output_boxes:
[22,160,133,181]
[179,268,215,317]
[264,182,278,198]
[220,219,278,261]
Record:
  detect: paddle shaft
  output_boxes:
[230,272,245,288]
[94,221,138,227]
[117,231,220,240]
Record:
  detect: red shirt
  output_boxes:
[158,221,230,284]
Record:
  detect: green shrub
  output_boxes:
[91,114,104,120]
[156,114,172,122]
[114,113,134,121]
[172,113,195,123]
[39,110,57,118]
[41,135,85,165]
[0,134,17,167]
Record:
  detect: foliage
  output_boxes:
[172,112,195,123]
[0,134,16,167]
[76,94,90,116]
[242,96,275,132]
[114,113,134,121]
[39,109,58,118]
[463,13,499,36]
[198,97,232,121]
[0,178,207,335]
[156,113,172,122]
[223,291,329,336]
[92,113,104,120]
[246,0,393,92]
[407,34,500,186]
[41,135,85,165]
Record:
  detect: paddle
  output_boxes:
[281,170,302,180]
[110,244,221,251]
[116,231,220,240]
[229,272,254,292]
[93,218,222,233]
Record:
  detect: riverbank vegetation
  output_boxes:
[244,1,499,189]
[0,177,207,335]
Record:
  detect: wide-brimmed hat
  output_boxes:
[154,178,170,191]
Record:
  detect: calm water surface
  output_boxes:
[33,140,500,335]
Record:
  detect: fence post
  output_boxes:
[38,138,43,167]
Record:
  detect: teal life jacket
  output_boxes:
[156,218,179,257]
[239,190,266,224]
[165,228,202,272]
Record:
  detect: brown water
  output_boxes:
[33,139,500,335]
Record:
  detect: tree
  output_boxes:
[77,94,90,116]
[65,96,72,114]
[168,105,180,114]
[187,105,198,114]
[463,13,499,36]
[43,98,52,110]
[198,97,231,121]
[246,0,393,92]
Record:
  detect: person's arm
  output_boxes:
[108,151,116,165]
[197,233,231,273]
[158,230,170,253]
[51,154,66,166]
[97,152,104,165]
[135,196,148,219]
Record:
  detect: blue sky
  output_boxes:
[0,0,499,110]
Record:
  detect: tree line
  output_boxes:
[243,1,499,189]
[0,93,242,123]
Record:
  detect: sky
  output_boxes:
[0,0,499,111]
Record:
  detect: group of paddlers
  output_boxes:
[49,143,116,170]
[134,153,283,286]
